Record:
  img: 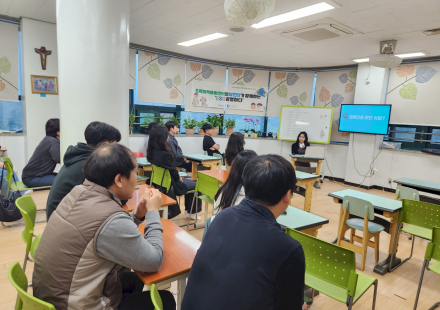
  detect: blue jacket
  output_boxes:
[182,198,305,310]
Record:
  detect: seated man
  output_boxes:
[33,143,176,310]
[182,155,306,310]
[201,123,222,156]
[165,121,192,172]
[46,121,121,220]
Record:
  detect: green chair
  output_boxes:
[287,228,378,309]
[30,234,42,259]
[150,165,172,192]
[390,199,440,272]
[395,185,420,201]
[8,262,55,310]
[414,226,440,310]
[150,284,163,310]
[187,171,219,231]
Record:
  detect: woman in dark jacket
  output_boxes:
[147,125,202,220]
[291,131,320,188]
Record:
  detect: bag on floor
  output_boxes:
[0,168,22,222]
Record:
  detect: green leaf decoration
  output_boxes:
[299,91,307,102]
[173,74,181,86]
[147,63,160,80]
[399,83,417,100]
[277,84,288,98]
[237,81,245,86]
[195,77,203,81]
[0,57,12,73]
[349,70,357,79]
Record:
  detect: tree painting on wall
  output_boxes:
[387,65,437,100]
[0,57,17,92]
[138,52,183,99]
[268,72,307,105]
[231,69,255,85]
[186,62,214,85]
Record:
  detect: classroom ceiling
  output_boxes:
[2,0,440,68]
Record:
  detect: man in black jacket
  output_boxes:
[45,122,121,220]
[165,121,192,172]
[182,154,307,310]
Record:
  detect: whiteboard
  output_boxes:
[278,106,333,144]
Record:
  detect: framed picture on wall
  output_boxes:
[30,75,58,94]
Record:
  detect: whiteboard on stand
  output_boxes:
[278,106,333,144]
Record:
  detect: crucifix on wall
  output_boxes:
[35,46,52,70]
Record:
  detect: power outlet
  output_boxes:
[388,178,392,184]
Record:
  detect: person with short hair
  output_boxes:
[144,122,159,155]
[165,121,192,172]
[46,121,121,220]
[182,155,306,310]
[224,132,245,171]
[201,123,221,156]
[33,143,176,310]
[22,118,60,187]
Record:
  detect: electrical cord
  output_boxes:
[324,156,350,187]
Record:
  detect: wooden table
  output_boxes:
[328,189,402,275]
[123,184,177,219]
[294,171,320,212]
[278,205,329,237]
[183,154,221,181]
[136,220,201,310]
[137,157,152,176]
[394,178,440,203]
[199,169,229,184]
[290,154,324,176]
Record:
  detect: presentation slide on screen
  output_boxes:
[338,105,391,135]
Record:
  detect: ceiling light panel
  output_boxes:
[178,33,228,47]
[251,2,336,29]
[353,52,426,63]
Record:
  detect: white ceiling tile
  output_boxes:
[7,0,46,19]
[33,0,56,23]
[0,0,14,15]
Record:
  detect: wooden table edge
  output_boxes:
[134,268,191,286]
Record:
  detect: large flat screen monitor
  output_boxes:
[338,104,391,135]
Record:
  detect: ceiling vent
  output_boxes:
[422,28,440,36]
[274,18,358,43]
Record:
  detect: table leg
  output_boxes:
[177,277,187,310]
[138,167,144,176]
[291,158,297,170]
[300,225,322,237]
[191,161,198,181]
[316,160,322,177]
[303,180,314,212]
[161,206,168,219]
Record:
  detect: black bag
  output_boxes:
[0,167,23,222]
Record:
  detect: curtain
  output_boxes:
[0,22,19,102]
[129,49,136,89]
[314,69,358,142]
[387,62,440,126]
[266,72,315,117]
[138,52,186,105]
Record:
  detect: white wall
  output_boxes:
[0,135,26,174]
[20,18,59,160]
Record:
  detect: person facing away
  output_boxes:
[213,149,257,218]
[182,154,306,310]
[201,123,222,156]
[45,121,121,220]
[33,143,176,310]
[291,131,320,189]
[165,121,193,172]
[22,118,60,187]
[144,122,159,155]
[224,132,245,171]
[147,125,202,220]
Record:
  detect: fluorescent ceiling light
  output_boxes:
[353,52,425,63]
[178,33,228,47]
[251,2,335,29]
[395,52,426,58]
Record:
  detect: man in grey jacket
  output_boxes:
[165,121,193,172]
[33,143,176,310]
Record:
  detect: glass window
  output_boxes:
[179,111,210,134]
[394,126,416,142]
[224,114,264,135]
[266,117,280,135]
[430,129,440,144]
[0,101,22,131]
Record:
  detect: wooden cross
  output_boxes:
[35,46,52,70]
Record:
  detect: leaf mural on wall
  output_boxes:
[237,81,245,85]
[290,91,307,106]
[163,74,184,98]
[243,70,255,83]
[319,87,330,102]
[232,69,255,84]
[157,55,171,66]
[345,83,354,93]
[0,82,5,91]
[147,63,160,80]
[349,70,357,79]
[277,84,288,98]
[269,72,299,94]
[396,65,414,77]
[299,91,307,102]
[0,57,12,73]
[330,93,344,107]
[338,73,348,84]
[399,83,418,100]
[202,65,214,79]
[232,68,243,76]
[415,66,438,83]
[173,74,181,85]
[144,52,156,56]
[170,89,178,99]
[186,63,214,85]
[195,77,203,81]
[275,72,286,79]
[190,62,202,72]
[163,78,173,89]
[290,96,299,105]
[286,73,299,86]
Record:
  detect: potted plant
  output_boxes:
[205,114,223,136]
[197,120,205,135]
[129,114,135,134]
[224,118,236,136]
[183,117,198,135]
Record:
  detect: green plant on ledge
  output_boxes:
[205,114,223,128]
[223,118,236,129]
[129,114,135,128]
[169,115,180,126]
[183,117,199,129]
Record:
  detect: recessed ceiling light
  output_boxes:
[177,33,228,47]
[251,2,336,29]
[353,52,426,63]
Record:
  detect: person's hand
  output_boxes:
[145,188,163,212]
[134,188,150,220]
[303,302,308,310]
[210,147,215,150]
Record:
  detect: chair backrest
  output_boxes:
[342,196,375,221]
[396,185,420,201]
[133,152,144,158]
[150,284,163,310]
[287,228,358,297]
[425,226,440,263]
[1,157,14,192]
[31,234,42,259]
[196,172,220,198]
[15,196,37,251]
[150,165,172,191]
[8,262,56,310]
[213,153,223,166]
[399,199,440,231]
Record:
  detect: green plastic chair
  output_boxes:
[287,228,378,309]
[395,185,420,201]
[390,199,440,272]
[414,226,440,310]
[8,262,55,310]
[187,171,219,231]
[150,284,163,310]
[150,164,172,192]
[31,234,42,259]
